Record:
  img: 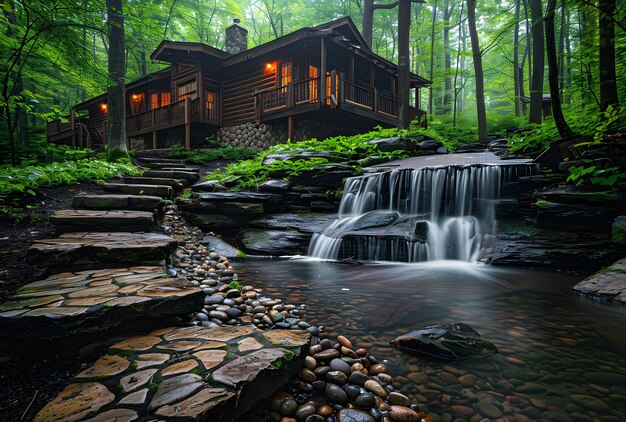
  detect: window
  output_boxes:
[206,90,216,120]
[280,62,292,91]
[326,72,339,106]
[161,92,171,106]
[151,93,159,110]
[307,66,319,102]
[178,80,197,100]
[130,93,144,115]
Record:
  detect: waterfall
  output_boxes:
[307,163,537,262]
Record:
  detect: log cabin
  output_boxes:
[46,17,430,151]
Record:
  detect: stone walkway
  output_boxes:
[2,155,312,421]
[370,152,533,170]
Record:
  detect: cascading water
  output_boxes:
[307,163,538,262]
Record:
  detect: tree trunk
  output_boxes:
[579,3,596,103]
[599,0,618,111]
[428,0,438,115]
[442,0,454,113]
[514,0,521,117]
[545,0,573,138]
[106,0,127,159]
[363,0,374,48]
[452,1,465,127]
[467,0,487,141]
[529,0,544,125]
[398,0,411,129]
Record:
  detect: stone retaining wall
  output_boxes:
[217,119,355,150]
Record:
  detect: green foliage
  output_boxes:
[567,165,626,188]
[0,159,139,203]
[172,146,257,165]
[227,280,243,290]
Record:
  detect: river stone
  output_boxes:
[355,392,376,408]
[161,360,198,376]
[475,401,502,418]
[149,373,204,409]
[388,392,411,407]
[570,394,610,411]
[259,179,290,193]
[281,398,298,416]
[313,349,340,361]
[364,379,388,398]
[387,405,421,422]
[390,322,497,360]
[325,383,348,404]
[295,404,317,420]
[330,358,352,375]
[34,382,115,422]
[239,229,309,256]
[326,370,348,385]
[349,370,369,385]
[337,408,375,422]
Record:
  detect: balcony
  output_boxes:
[253,73,427,127]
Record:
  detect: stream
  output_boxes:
[238,258,626,421]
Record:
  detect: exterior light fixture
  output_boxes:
[101,103,108,112]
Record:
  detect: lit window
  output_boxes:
[308,66,319,102]
[151,93,159,109]
[206,91,216,111]
[281,62,292,91]
[161,92,171,106]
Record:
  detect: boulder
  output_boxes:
[572,258,626,305]
[358,156,391,167]
[192,180,227,192]
[239,229,309,256]
[353,211,400,231]
[390,322,497,361]
[259,180,290,193]
[366,137,417,152]
[533,200,616,232]
[614,216,626,245]
[419,139,443,150]
[291,164,357,188]
[249,213,337,234]
[201,235,243,259]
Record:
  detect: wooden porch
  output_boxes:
[253,72,427,130]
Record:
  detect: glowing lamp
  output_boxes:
[131,94,139,100]
[100,103,108,112]
[265,62,275,72]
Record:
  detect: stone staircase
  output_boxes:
[0,156,311,421]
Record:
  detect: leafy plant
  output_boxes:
[567,165,626,187]
[227,280,243,290]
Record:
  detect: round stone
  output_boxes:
[337,335,353,349]
[280,399,298,416]
[388,405,421,422]
[301,368,316,383]
[326,370,348,385]
[388,392,411,407]
[355,393,376,408]
[295,404,316,420]
[304,356,317,370]
[330,358,352,375]
[337,408,375,422]
[204,295,224,305]
[325,383,348,404]
[369,364,387,376]
[364,380,388,398]
[349,371,369,385]
[343,384,361,400]
[304,415,324,422]
[317,404,334,417]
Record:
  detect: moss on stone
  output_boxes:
[534,200,555,209]
[107,148,130,163]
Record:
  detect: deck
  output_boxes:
[253,73,427,128]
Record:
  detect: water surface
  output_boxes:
[239,259,626,421]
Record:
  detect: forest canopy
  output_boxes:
[1,0,625,164]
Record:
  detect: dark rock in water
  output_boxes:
[336,257,364,265]
[249,213,336,234]
[414,221,429,242]
[390,322,497,361]
[201,235,242,259]
[239,229,309,256]
[353,211,400,231]
[358,156,390,167]
[366,137,417,152]
[436,146,448,154]
[614,216,626,246]
[259,179,290,193]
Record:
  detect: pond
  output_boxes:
[238,258,626,422]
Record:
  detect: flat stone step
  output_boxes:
[136,156,185,165]
[143,170,200,183]
[123,176,187,188]
[34,326,310,422]
[72,194,163,212]
[50,210,154,234]
[158,166,200,173]
[0,266,203,353]
[28,232,177,268]
[103,183,173,198]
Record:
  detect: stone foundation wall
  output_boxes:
[217,119,355,150]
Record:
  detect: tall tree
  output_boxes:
[598,0,619,111]
[513,0,521,117]
[397,0,411,128]
[545,0,573,137]
[428,0,438,114]
[528,0,544,124]
[106,0,127,158]
[467,0,487,140]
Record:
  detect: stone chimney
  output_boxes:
[226,18,248,55]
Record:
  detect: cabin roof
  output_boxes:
[151,41,230,62]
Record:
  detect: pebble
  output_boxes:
[304,415,324,422]
[330,358,352,375]
[337,408,375,422]
[304,356,317,370]
[301,368,316,383]
[349,371,369,385]
[326,383,348,404]
[295,404,317,420]
[387,392,410,407]
[475,401,503,418]
[313,349,340,361]
[364,380,388,398]
[369,364,387,376]
[317,404,334,417]
[355,393,376,408]
[337,335,353,349]
[326,371,348,385]
[387,405,420,422]
[281,399,298,416]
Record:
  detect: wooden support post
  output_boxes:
[286,83,293,108]
[339,72,345,106]
[369,64,375,91]
[330,70,337,108]
[152,131,157,150]
[78,122,83,149]
[320,36,327,108]
[70,109,76,147]
[373,88,379,113]
[184,97,191,151]
[197,71,204,123]
[254,92,261,124]
[288,116,294,141]
[349,53,355,82]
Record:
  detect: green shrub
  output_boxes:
[172,146,257,164]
